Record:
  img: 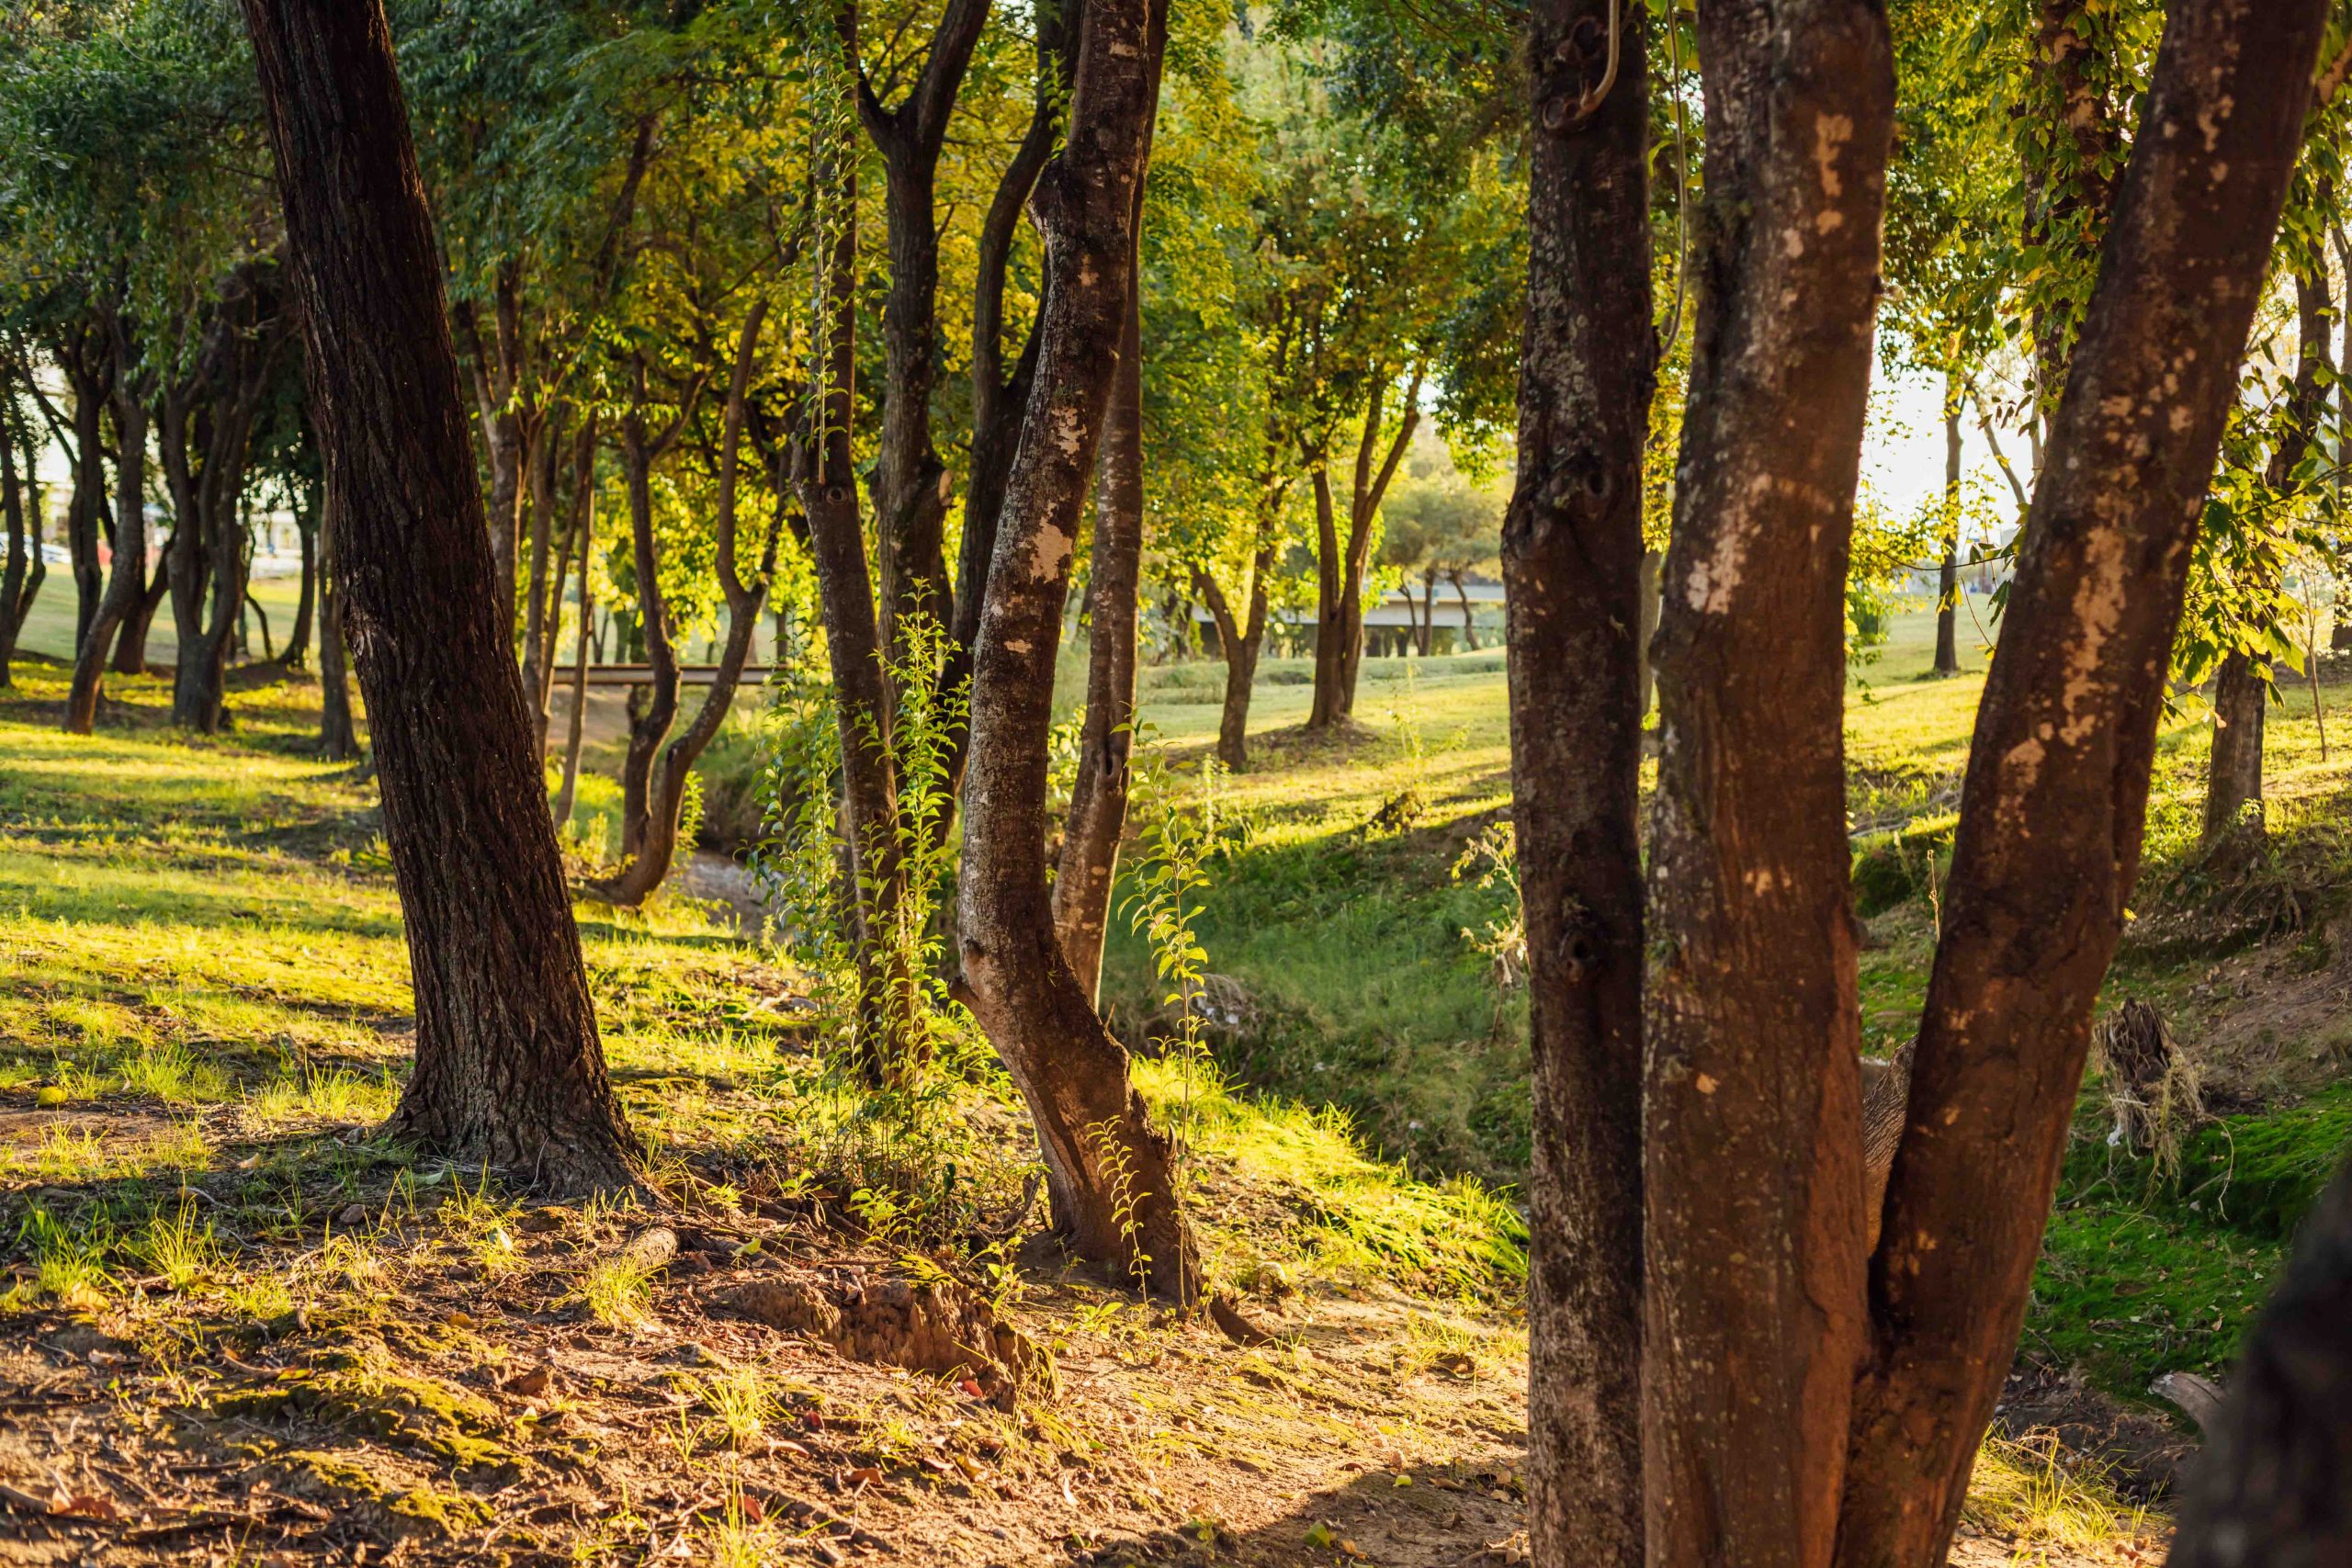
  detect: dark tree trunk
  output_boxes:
[613,400,683,865]
[534,422,594,765]
[553,483,595,829]
[459,265,526,636]
[318,484,358,761]
[519,415,557,721]
[594,308,775,907]
[2167,1153,2352,1567]
[1935,370,1962,676]
[956,0,1197,1301]
[112,533,171,675]
[1052,170,1151,1005]
[0,412,39,689]
[1839,6,2327,1564]
[1451,570,1477,652]
[1306,377,1419,730]
[240,0,636,1191]
[1195,552,1268,771]
[795,128,921,1078]
[945,4,1071,799]
[58,332,111,659]
[2201,265,2331,854]
[280,497,317,670]
[1636,547,1660,716]
[858,0,992,657]
[1640,3,1894,1563]
[66,324,148,734]
[1501,2,1653,1560]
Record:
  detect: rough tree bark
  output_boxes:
[64,320,149,735]
[2166,1153,2352,1567]
[1052,148,1153,1004]
[1306,371,1419,730]
[1501,0,1652,1561]
[594,307,777,907]
[1934,369,1962,677]
[855,0,993,656]
[1838,7,2327,1564]
[956,0,1199,1300]
[2201,265,2331,854]
[1640,4,1893,1566]
[240,0,637,1190]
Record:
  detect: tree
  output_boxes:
[1499,0,1653,1560]
[0,348,42,689]
[240,0,637,1191]
[956,0,1201,1299]
[1381,434,1499,654]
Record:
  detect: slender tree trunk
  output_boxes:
[1451,570,1477,652]
[613,410,679,864]
[65,335,148,734]
[795,124,921,1079]
[318,484,358,761]
[1934,370,1962,676]
[594,307,774,907]
[1502,2,1653,1560]
[1838,8,2326,1564]
[63,347,109,659]
[1053,181,1150,1005]
[553,494,594,829]
[1306,377,1419,730]
[535,422,594,765]
[112,520,172,674]
[1196,551,1268,771]
[2202,265,2331,855]
[241,0,636,1191]
[519,419,556,712]
[0,415,34,689]
[1641,5,1894,1564]
[2166,1153,2352,1566]
[280,496,317,669]
[956,0,1197,1301]
[1636,547,1660,716]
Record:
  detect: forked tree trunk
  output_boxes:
[110,540,169,675]
[1641,5,1893,1565]
[553,501,594,829]
[1053,182,1150,1005]
[1306,377,1418,730]
[59,336,109,659]
[1451,570,1477,652]
[860,0,992,657]
[1502,0,1653,1560]
[1840,6,2327,1564]
[241,0,636,1192]
[1194,551,1268,771]
[612,399,686,864]
[956,0,1198,1301]
[2201,265,2332,855]
[594,307,775,908]
[2167,1152,2352,1565]
[1934,370,1962,676]
[318,486,358,761]
[65,333,148,735]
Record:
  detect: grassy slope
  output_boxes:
[1106,604,2349,1409]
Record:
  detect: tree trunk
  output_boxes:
[956,0,1197,1302]
[795,123,921,1079]
[65,330,148,735]
[2166,1153,2352,1566]
[112,522,172,674]
[241,0,636,1192]
[0,413,38,689]
[1196,550,1269,771]
[1636,547,1660,716]
[535,422,594,765]
[553,491,594,829]
[1053,178,1150,1006]
[1502,1,1654,1560]
[861,0,991,659]
[280,495,317,669]
[519,417,556,718]
[62,339,110,659]
[1839,7,2326,1564]
[1934,370,1962,676]
[1306,376,1419,730]
[318,484,358,761]
[1451,570,1477,652]
[1641,4,1894,1564]
[594,307,775,908]
[2201,265,2331,854]
[613,405,681,865]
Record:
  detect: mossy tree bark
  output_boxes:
[1839,6,2328,1563]
[240,0,637,1192]
[957,0,1198,1301]
[1501,1,1652,1562]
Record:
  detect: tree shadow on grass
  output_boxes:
[1071,1457,1530,1568]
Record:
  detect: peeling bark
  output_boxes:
[1840,6,2328,1563]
